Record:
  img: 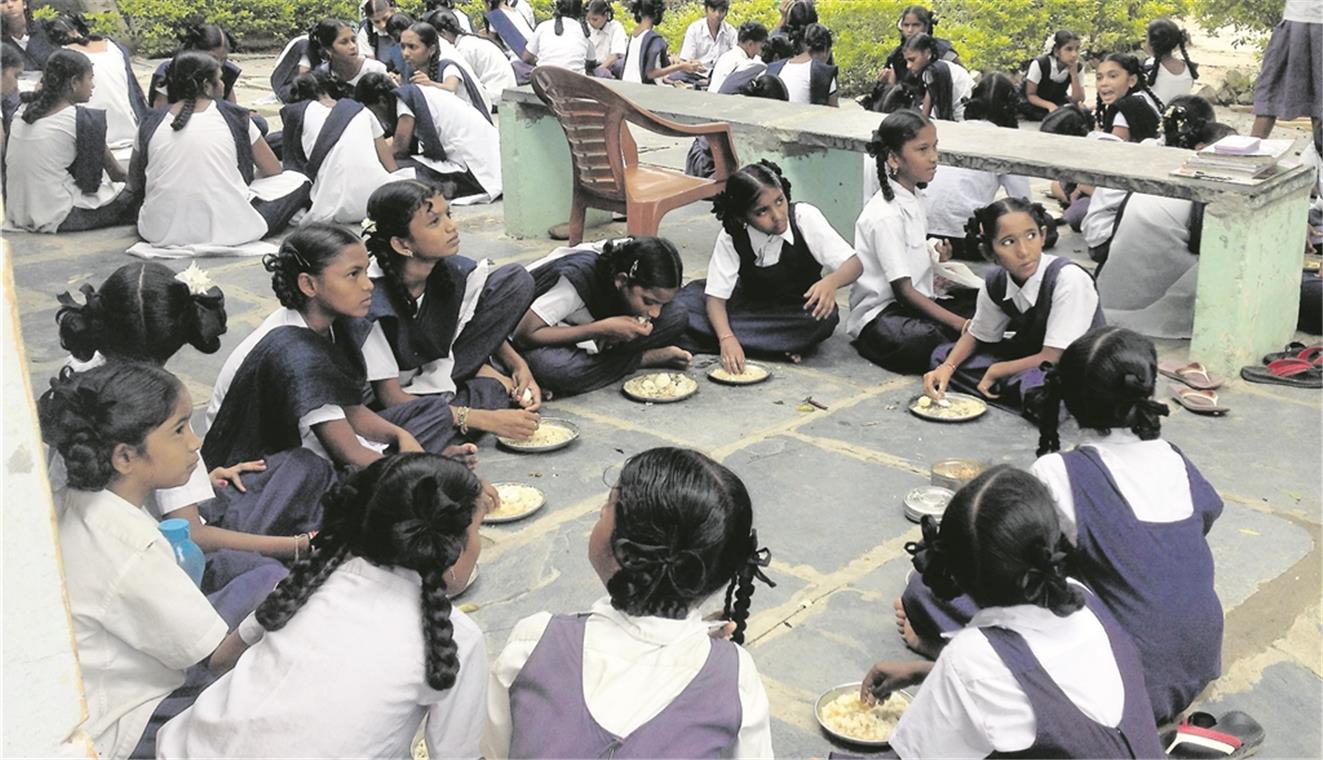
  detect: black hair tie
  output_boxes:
[743,530,776,588]
[616,538,709,596]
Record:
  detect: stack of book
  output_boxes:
[1171,136,1296,184]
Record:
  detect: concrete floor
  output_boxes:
[4,53,1321,758]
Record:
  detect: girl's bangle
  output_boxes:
[718,334,738,343]
[455,406,471,435]
[942,362,957,372]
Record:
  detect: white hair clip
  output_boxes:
[174,263,215,296]
[361,217,378,236]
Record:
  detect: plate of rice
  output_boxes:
[707,362,772,386]
[496,418,580,453]
[622,372,699,403]
[908,392,988,422]
[815,682,913,747]
[485,483,546,524]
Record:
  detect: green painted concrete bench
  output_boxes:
[500,80,1314,376]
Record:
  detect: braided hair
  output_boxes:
[353,71,399,134]
[552,0,589,36]
[307,18,354,69]
[1093,53,1164,136]
[20,48,90,124]
[865,108,932,203]
[288,69,336,103]
[964,71,1018,129]
[262,223,365,310]
[38,363,185,491]
[1146,18,1198,86]
[711,160,793,238]
[599,236,683,293]
[363,179,445,319]
[180,22,235,56]
[44,13,102,46]
[908,466,1083,615]
[425,8,469,39]
[256,453,481,690]
[963,196,1038,263]
[606,447,773,644]
[760,33,795,64]
[386,12,415,42]
[360,0,396,56]
[57,263,227,365]
[629,0,665,24]
[407,22,443,81]
[165,50,221,130]
[1035,326,1170,456]
[895,4,935,42]
[1160,94,1215,148]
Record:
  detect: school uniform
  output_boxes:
[149,59,241,107]
[68,40,147,148]
[483,597,773,759]
[1254,0,1322,121]
[678,202,852,358]
[486,4,536,60]
[588,18,627,78]
[925,122,1032,238]
[1145,56,1194,107]
[3,104,136,232]
[521,245,689,396]
[395,84,502,202]
[401,46,494,118]
[456,33,518,106]
[1019,54,1079,120]
[527,18,596,73]
[881,36,958,86]
[1102,92,1162,141]
[707,46,760,94]
[270,35,310,103]
[156,557,488,758]
[930,254,1104,411]
[4,21,55,71]
[622,27,670,84]
[921,59,974,120]
[766,57,837,105]
[315,55,388,92]
[1032,430,1223,723]
[890,586,1163,758]
[1092,193,1202,338]
[57,487,228,760]
[356,21,404,72]
[680,18,737,70]
[131,101,309,247]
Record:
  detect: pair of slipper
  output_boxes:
[1160,361,1231,416]
[1240,343,1323,389]
[1163,710,1265,758]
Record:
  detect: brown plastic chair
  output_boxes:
[530,67,740,244]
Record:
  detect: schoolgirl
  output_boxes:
[156,453,491,758]
[523,0,596,75]
[399,21,493,118]
[877,5,957,91]
[1019,30,1084,120]
[1030,327,1223,722]
[1250,0,1321,139]
[766,22,837,106]
[148,24,240,108]
[279,71,411,224]
[307,18,388,95]
[708,21,768,94]
[586,0,627,79]
[923,197,1103,412]
[904,33,974,121]
[514,236,692,397]
[269,32,311,103]
[427,7,516,107]
[426,0,474,32]
[483,447,776,758]
[355,71,502,201]
[483,0,537,72]
[204,225,466,497]
[353,180,542,442]
[683,70,784,178]
[131,51,309,248]
[39,363,236,759]
[47,14,146,149]
[356,0,404,71]
[621,0,704,84]
[677,160,858,371]
[851,110,978,375]
[1,0,53,70]
[4,49,136,233]
[866,466,1164,758]
[1145,18,1199,107]
[1094,52,1163,142]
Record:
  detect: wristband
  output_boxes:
[456,406,471,435]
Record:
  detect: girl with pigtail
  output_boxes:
[156,453,492,758]
[399,21,493,118]
[865,466,1165,758]
[620,0,704,85]
[1019,30,1084,120]
[514,236,693,397]
[765,22,838,106]
[355,0,403,69]
[131,51,310,248]
[676,159,859,373]
[4,48,138,232]
[426,7,516,107]
[1144,18,1199,107]
[484,447,776,758]
[850,109,978,375]
[523,0,596,75]
[147,23,240,108]
[902,32,974,121]
[307,18,387,94]
[1094,52,1163,142]
[483,0,537,76]
[47,13,146,148]
[924,197,1103,414]
[351,179,543,442]
[1030,326,1223,723]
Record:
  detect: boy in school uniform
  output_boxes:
[708,21,768,94]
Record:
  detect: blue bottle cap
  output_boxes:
[159,517,191,542]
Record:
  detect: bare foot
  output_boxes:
[784,352,802,364]
[894,598,944,659]
[477,364,515,394]
[641,345,693,369]
[442,443,479,471]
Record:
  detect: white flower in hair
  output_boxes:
[361,217,378,236]
[174,263,215,296]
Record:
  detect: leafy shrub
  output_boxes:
[1191,0,1276,46]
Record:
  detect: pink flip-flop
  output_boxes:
[1169,385,1230,416]
[1159,360,1224,390]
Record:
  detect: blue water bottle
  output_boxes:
[159,518,205,587]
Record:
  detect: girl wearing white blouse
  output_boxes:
[427,7,518,107]
[586,0,628,78]
[523,0,596,74]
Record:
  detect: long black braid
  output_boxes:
[865,108,931,203]
[164,50,221,131]
[363,179,442,319]
[21,48,90,124]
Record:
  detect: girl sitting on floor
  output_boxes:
[1019,30,1085,120]
[427,0,474,31]
[308,18,388,95]
[586,0,627,79]
[1,0,54,71]
[131,51,309,248]
[877,5,957,92]
[399,21,492,118]
[483,0,537,78]
[353,179,541,443]
[279,71,412,224]
[523,0,596,75]
[40,363,239,760]
[148,24,237,108]
[156,453,491,758]
[863,466,1164,758]
[1095,52,1163,142]
[427,8,516,108]
[4,49,136,233]
[903,32,974,121]
[851,109,977,375]
[766,22,838,106]
[1145,18,1199,107]
[923,197,1103,414]
[678,160,859,372]
[514,236,692,397]
[483,446,776,758]
[47,14,146,153]
[357,0,404,70]
[621,0,704,84]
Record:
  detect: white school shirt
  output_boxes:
[511,0,536,29]
[526,242,608,354]
[589,18,628,63]
[360,257,492,394]
[206,307,387,461]
[1094,193,1200,338]
[156,557,488,758]
[1145,56,1194,107]
[436,39,494,114]
[889,584,1125,758]
[527,18,596,71]
[482,596,774,759]
[1284,0,1323,23]
[778,58,836,104]
[137,103,269,247]
[924,61,975,120]
[967,253,1099,350]
[1025,55,1072,86]
[704,202,853,300]
[3,106,123,232]
[456,33,518,106]
[299,100,399,224]
[57,487,228,760]
[1031,429,1194,544]
[679,18,737,68]
[74,43,138,147]
[847,185,931,337]
[494,5,536,58]
[327,56,387,88]
[621,31,648,83]
[396,85,503,201]
[708,46,757,93]
[923,121,1032,237]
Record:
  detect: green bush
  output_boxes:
[1191,0,1276,46]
